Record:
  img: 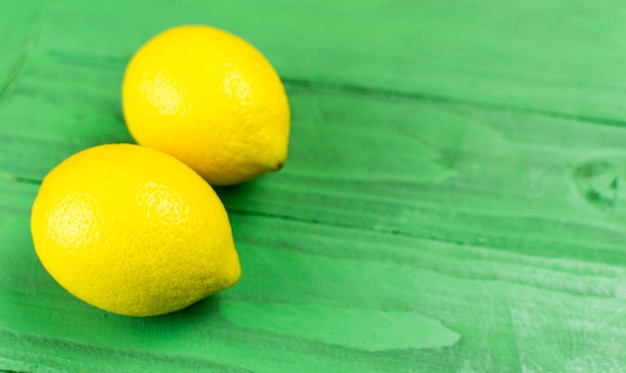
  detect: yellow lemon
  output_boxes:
[122,25,290,185]
[30,144,241,317]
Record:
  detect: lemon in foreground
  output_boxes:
[30,144,241,316]
[122,25,290,186]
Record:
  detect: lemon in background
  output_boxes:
[30,144,241,316]
[122,25,290,186]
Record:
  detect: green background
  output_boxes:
[2,0,626,372]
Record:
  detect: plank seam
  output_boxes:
[282,77,626,128]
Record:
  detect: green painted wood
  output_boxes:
[2,0,626,372]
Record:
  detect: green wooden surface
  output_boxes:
[2,1,626,372]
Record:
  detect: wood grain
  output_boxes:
[2,0,626,372]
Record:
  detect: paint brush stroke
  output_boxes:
[220,300,460,351]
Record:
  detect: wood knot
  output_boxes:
[573,159,621,210]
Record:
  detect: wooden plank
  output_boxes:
[4,80,626,264]
[4,1,626,124]
[3,178,626,372]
